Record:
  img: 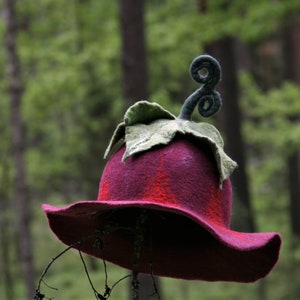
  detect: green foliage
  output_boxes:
[1,0,300,299]
[241,72,300,155]
[15,0,123,200]
[198,0,300,42]
[239,71,300,214]
[239,71,300,298]
[146,0,202,107]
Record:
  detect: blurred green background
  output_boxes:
[1,0,300,299]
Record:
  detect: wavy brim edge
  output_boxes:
[42,200,281,282]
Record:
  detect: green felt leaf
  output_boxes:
[104,101,237,185]
[123,118,237,185]
[104,122,125,158]
[124,101,175,126]
[123,119,182,160]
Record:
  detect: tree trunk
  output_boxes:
[282,18,300,236]
[287,154,300,236]
[198,1,255,232]
[3,0,35,299]
[119,1,161,299]
[205,36,256,232]
[0,163,15,300]
[119,0,148,105]
[203,31,265,300]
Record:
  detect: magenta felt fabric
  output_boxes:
[43,138,281,282]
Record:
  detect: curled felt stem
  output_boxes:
[178,55,222,120]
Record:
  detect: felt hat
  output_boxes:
[43,56,281,282]
[43,104,281,283]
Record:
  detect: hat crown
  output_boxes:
[98,137,232,228]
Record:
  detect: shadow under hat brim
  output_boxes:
[42,200,281,283]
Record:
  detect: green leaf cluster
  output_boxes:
[241,72,300,155]
[105,101,237,185]
[239,72,300,230]
[7,0,123,200]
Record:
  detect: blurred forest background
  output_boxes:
[1,0,300,299]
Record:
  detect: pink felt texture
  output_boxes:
[43,137,281,282]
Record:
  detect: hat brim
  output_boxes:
[43,200,281,282]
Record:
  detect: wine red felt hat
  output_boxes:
[43,56,281,282]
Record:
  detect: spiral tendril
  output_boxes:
[178,55,222,120]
